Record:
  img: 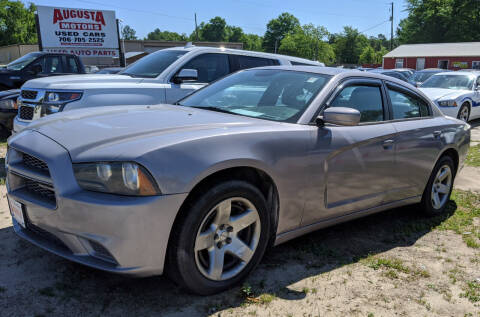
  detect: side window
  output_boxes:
[387,87,430,119]
[179,53,229,83]
[66,56,79,73]
[42,56,63,74]
[330,85,384,122]
[232,55,279,71]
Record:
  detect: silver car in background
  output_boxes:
[6,67,470,295]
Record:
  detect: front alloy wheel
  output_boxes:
[167,180,270,295]
[194,197,261,281]
[457,104,470,122]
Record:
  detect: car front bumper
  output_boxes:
[13,115,29,134]
[436,105,460,119]
[6,130,188,276]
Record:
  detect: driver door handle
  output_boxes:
[382,139,394,149]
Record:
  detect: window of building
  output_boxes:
[395,58,404,68]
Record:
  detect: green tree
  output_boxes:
[0,0,37,46]
[121,25,137,40]
[375,46,389,64]
[333,26,369,64]
[226,26,244,42]
[358,45,376,64]
[397,0,480,44]
[241,33,263,51]
[279,24,335,64]
[200,16,227,42]
[263,12,300,53]
[145,28,188,41]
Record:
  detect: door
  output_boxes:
[385,83,444,200]
[438,60,449,69]
[165,53,230,103]
[416,58,425,70]
[302,80,397,225]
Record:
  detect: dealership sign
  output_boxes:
[36,6,119,57]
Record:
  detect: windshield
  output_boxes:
[421,74,474,90]
[120,50,187,78]
[412,72,437,83]
[179,69,331,123]
[6,52,41,70]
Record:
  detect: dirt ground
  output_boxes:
[0,124,479,317]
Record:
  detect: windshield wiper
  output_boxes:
[189,106,235,115]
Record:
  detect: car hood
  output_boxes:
[419,88,470,101]
[0,89,20,99]
[22,74,144,90]
[24,104,278,161]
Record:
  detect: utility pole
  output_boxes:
[390,2,394,50]
[194,13,199,42]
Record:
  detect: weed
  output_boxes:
[460,280,480,303]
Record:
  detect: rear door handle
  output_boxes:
[382,139,394,149]
[433,131,441,138]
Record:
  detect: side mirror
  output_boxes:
[321,107,361,126]
[173,69,198,84]
[27,64,42,75]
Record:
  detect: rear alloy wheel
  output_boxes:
[421,156,455,216]
[167,180,270,295]
[457,103,470,122]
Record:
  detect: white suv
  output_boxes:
[14,45,323,132]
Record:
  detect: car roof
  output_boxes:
[434,71,478,77]
[417,68,449,73]
[161,46,323,65]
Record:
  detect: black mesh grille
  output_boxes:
[24,179,56,204]
[24,218,67,250]
[19,106,34,120]
[21,90,37,99]
[89,240,116,263]
[22,153,49,174]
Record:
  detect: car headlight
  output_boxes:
[73,162,160,196]
[0,98,17,110]
[438,100,457,107]
[45,91,82,104]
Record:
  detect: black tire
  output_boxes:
[167,180,271,295]
[457,103,470,122]
[421,155,455,216]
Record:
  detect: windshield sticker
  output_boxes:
[306,77,319,83]
[230,109,264,117]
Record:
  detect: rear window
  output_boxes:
[231,55,279,71]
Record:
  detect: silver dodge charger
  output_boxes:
[6,67,470,295]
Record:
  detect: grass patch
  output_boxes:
[239,283,276,305]
[466,144,480,167]
[460,280,480,303]
[364,256,410,274]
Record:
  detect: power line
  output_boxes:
[360,20,389,34]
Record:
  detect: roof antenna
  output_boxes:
[185,42,194,48]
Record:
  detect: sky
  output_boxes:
[28,0,409,39]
